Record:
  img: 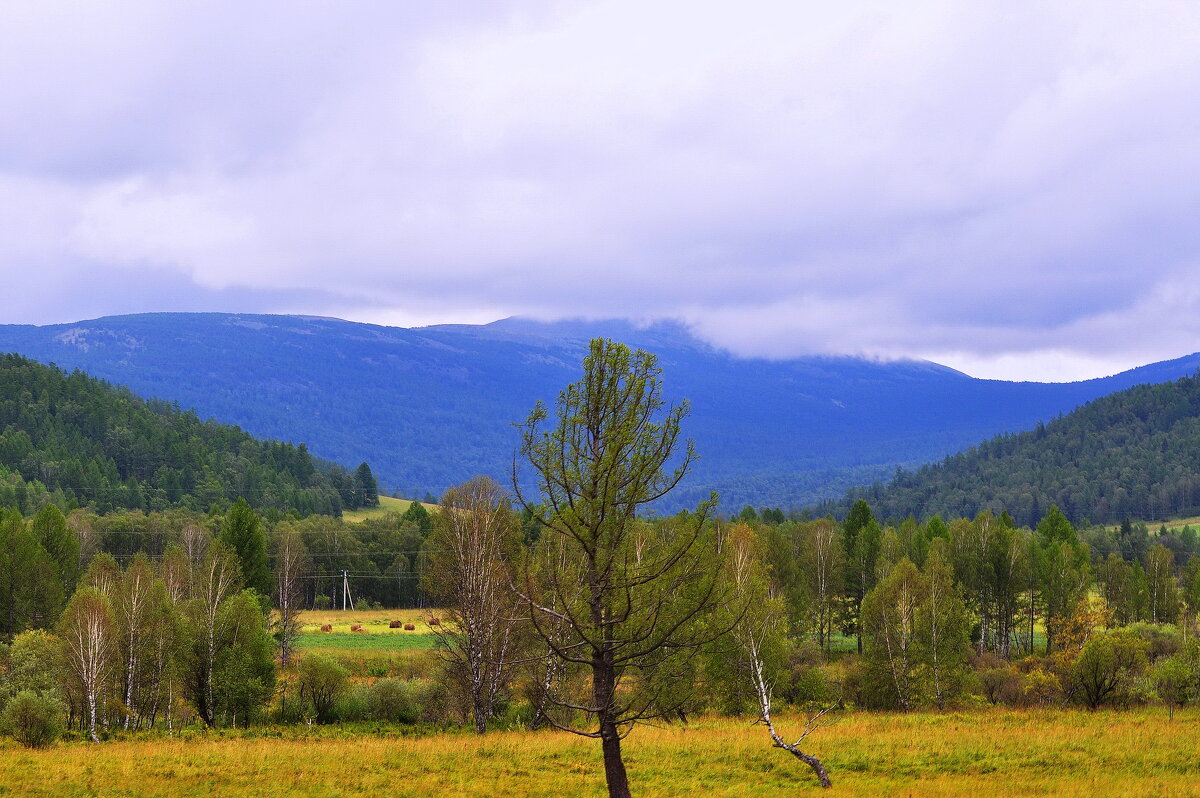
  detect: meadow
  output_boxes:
[293,609,441,676]
[339,495,436,523]
[1,708,1197,797]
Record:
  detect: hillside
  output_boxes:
[0,313,1198,510]
[827,375,1200,526]
[0,354,376,516]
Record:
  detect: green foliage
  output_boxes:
[354,463,380,508]
[220,499,270,597]
[861,554,972,711]
[843,499,882,650]
[299,653,349,723]
[213,590,277,726]
[830,374,1200,526]
[1036,508,1090,653]
[1153,655,1195,714]
[0,630,62,711]
[0,509,64,638]
[0,690,64,748]
[1069,630,1149,709]
[0,353,374,517]
[366,678,420,723]
[706,523,786,716]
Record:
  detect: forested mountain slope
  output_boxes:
[0,313,1197,510]
[0,354,376,516]
[828,375,1200,526]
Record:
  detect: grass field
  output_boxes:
[3,708,1198,797]
[294,609,442,674]
[298,608,445,634]
[295,633,437,652]
[1100,514,1200,535]
[341,496,438,523]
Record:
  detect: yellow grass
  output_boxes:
[341,496,438,523]
[4,709,1199,797]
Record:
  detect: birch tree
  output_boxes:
[58,587,114,742]
[114,553,156,729]
[423,476,520,734]
[274,529,308,668]
[186,541,241,726]
[798,519,844,652]
[726,523,833,788]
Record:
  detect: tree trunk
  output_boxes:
[600,725,632,798]
[87,683,99,743]
[473,692,488,735]
[593,647,631,798]
[782,746,832,789]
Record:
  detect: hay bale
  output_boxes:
[389,619,403,629]
[320,624,333,632]
[403,623,415,631]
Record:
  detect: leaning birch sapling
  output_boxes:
[726,523,834,788]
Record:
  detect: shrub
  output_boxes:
[313,596,333,610]
[0,631,62,713]
[1021,667,1062,707]
[1070,630,1149,709]
[783,664,836,707]
[0,691,64,748]
[1124,623,1181,663]
[367,678,419,723]
[298,654,349,723]
[333,687,370,722]
[974,653,1022,706]
[1154,656,1194,717]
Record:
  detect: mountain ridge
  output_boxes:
[824,373,1200,527]
[0,312,1196,510]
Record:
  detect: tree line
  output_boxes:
[0,354,379,517]
[825,374,1200,526]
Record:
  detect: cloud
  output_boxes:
[1,0,1198,379]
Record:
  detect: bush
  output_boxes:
[298,654,349,723]
[1020,667,1062,707]
[0,691,64,748]
[368,678,419,723]
[0,630,62,713]
[973,653,1022,706]
[1070,630,1149,709]
[1124,623,1181,663]
[333,687,370,722]
[783,664,836,707]
[313,596,332,610]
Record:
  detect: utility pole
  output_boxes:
[342,569,354,611]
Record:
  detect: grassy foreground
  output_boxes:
[2,708,1198,797]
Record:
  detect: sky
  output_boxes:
[1,1,1198,382]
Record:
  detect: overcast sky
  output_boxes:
[1,1,1198,381]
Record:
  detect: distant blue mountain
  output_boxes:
[0,312,1195,511]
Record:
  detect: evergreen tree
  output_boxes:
[354,462,380,507]
[219,499,270,597]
